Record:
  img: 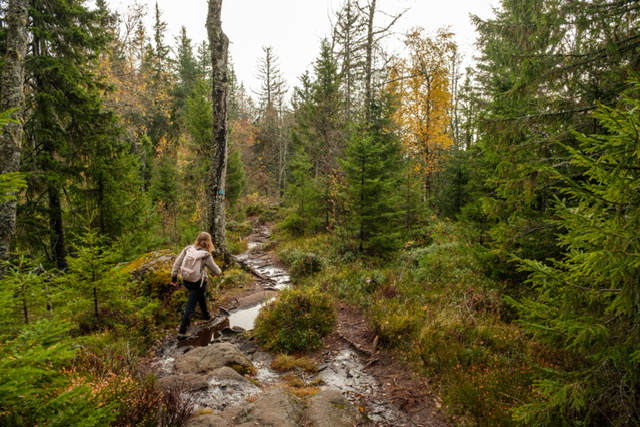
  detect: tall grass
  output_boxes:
[274,220,544,425]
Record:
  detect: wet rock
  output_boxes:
[210,366,249,382]
[157,373,209,392]
[219,326,245,336]
[187,413,230,427]
[223,388,303,427]
[238,340,259,354]
[234,290,277,308]
[307,389,363,427]
[204,367,261,411]
[175,343,253,375]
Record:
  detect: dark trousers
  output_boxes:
[178,280,210,334]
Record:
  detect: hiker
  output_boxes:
[171,231,222,339]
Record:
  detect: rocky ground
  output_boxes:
[148,221,449,426]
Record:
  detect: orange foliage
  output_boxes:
[389,28,456,180]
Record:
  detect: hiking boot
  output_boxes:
[202,314,212,321]
[177,332,190,340]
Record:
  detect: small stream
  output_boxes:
[150,227,406,425]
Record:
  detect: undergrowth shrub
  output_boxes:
[0,321,116,426]
[276,240,326,281]
[226,237,249,255]
[253,287,336,354]
[211,267,252,291]
[277,219,542,425]
[289,253,323,280]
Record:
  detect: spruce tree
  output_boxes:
[0,321,115,425]
[473,0,640,271]
[17,0,145,266]
[340,95,403,256]
[512,79,640,425]
[282,149,324,235]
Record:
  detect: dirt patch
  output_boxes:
[312,303,449,427]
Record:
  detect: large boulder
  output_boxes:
[307,389,363,427]
[222,388,304,427]
[175,343,253,375]
[157,373,209,392]
[187,413,230,427]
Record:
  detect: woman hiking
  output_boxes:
[171,231,222,339]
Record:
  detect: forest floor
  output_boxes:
[155,220,449,426]
[310,301,448,426]
[232,221,449,426]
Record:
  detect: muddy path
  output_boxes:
[150,221,448,426]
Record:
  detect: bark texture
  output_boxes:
[206,0,229,259]
[0,0,29,265]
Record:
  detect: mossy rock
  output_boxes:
[126,251,181,310]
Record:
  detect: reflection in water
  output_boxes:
[228,300,272,330]
[177,316,229,348]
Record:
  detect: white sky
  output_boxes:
[106,0,497,95]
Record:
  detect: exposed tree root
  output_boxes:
[228,253,276,285]
[338,331,376,358]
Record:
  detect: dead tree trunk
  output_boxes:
[206,0,230,262]
[0,0,29,269]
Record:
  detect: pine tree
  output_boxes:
[58,226,130,329]
[0,321,115,425]
[472,0,639,268]
[511,78,640,425]
[172,26,198,128]
[253,46,289,195]
[340,93,403,256]
[226,147,247,211]
[17,0,149,265]
[0,256,48,327]
[282,149,324,235]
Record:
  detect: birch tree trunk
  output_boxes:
[363,0,376,120]
[0,0,29,266]
[206,0,229,259]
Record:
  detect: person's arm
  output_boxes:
[171,247,188,285]
[203,255,222,276]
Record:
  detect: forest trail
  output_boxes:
[149,220,448,426]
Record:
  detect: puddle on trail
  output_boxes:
[228,302,266,330]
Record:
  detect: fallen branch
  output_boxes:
[228,253,276,285]
[338,332,375,358]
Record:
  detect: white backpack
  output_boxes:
[179,246,209,285]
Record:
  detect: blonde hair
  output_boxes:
[194,231,215,253]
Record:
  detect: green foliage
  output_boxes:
[253,287,336,354]
[211,266,252,291]
[0,172,26,204]
[150,154,179,207]
[276,239,327,282]
[226,237,249,255]
[286,219,537,424]
[339,99,404,257]
[432,148,474,219]
[511,80,640,425]
[282,150,324,235]
[226,148,247,209]
[289,252,324,281]
[0,256,50,330]
[59,227,155,334]
[0,321,115,426]
[244,193,270,217]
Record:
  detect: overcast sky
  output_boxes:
[106,0,497,95]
